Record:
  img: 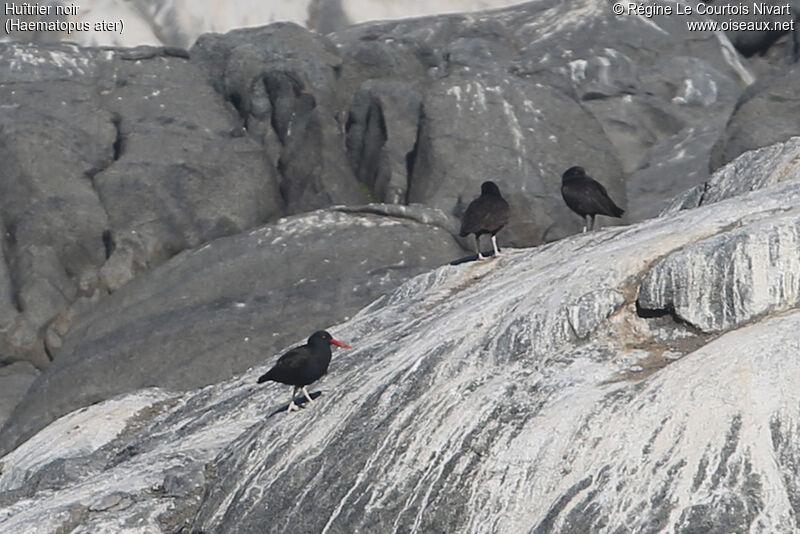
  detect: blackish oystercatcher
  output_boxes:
[459,181,510,260]
[561,166,624,232]
[257,330,352,412]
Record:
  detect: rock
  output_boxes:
[3,143,800,531]
[0,362,38,428]
[662,136,800,215]
[406,74,623,244]
[0,40,284,367]
[0,247,16,340]
[744,30,799,80]
[640,139,800,333]
[2,1,800,530]
[637,214,800,333]
[191,23,368,214]
[0,389,171,493]
[702,136,800,203]
[94,46,284,269]
[711,64,800,169]
[331,1,750,235]
[277,105,368,213]
[51,0,762,243]
[572,45,744,222]
[627,124,720,221]
[0,43,114,365]
[0,205,464,455]
[160,464,206,498]
[0,0,760,373]
[530,3,752,204]
[659,183,705,216]
[346,80,423,204]
[88,491,133,512]
[624,56,742,220]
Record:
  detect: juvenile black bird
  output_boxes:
[561,166,624,232]
[459,181,510,260]
[257,330,352,412]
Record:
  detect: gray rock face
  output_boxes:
[702,136,800,203]
[626,125,720,221]
[711,65,800,169]
[641,137,800,333]
[0,363,38,428]
[2,139,800,533]
[407,74,621,245]
[0,41,282,369]
[638,215,800,333]
[347,80,423,204]
[0,0,754,418]
[572,39,745,221]
[191,23,369,214]
[0,204,463,455]
[0,44,114,367]
[328,0,753,235]
[662,136,800,215]
[0,0,788,503]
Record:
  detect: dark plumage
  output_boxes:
[257,330,352,412]
[459,181,510,260]
[561,166,624,232]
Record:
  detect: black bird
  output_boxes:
[459,181,510,260]
[257,330,352,412]
[561,166,624,232]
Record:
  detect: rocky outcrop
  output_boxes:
[648,138,800,332]
[190,23,369,214]
[0,0,758,440]
[638,215,800,332]
[0,204,464,455]
[0,363,38,426]
[0,41,283,370]
[2,137,800,532]
[663,136,800,214]
[711,65,800,169]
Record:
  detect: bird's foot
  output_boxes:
[287,401,300,413]
[476,253,487,261]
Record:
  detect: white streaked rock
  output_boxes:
[3,142,800,532]
[638,214,800,333]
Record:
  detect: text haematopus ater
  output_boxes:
[459,181,510,260]
[257,330,352,412]
[561,166,624,232]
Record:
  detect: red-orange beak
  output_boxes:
[330,338,352,349]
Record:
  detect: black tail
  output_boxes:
[611,204,624,218]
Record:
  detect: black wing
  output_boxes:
[460,195,510,235]
[257,346,310,383]
[562,177,623,218]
